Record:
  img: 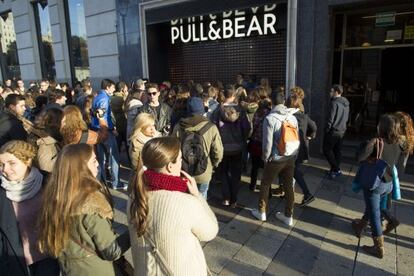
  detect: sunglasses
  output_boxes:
[147,92,158,96]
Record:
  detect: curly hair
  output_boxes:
[0,140,37,166]
[395,112,414,154]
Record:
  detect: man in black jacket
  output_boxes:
[0,94,27,147]
[138,83,172,135]
[323,85,350,178]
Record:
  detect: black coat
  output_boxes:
[0,187,29,276]
[0,111,28,147]
[0,172,57,276]
[293,111,317,163]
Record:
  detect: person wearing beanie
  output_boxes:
[172,97,223,198]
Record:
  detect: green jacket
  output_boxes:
[172,115,223,184]
[58,191,130,276]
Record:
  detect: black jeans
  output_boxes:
[250,155,264,188]
[323,131,344,172]
[219,152,243,204]
[294,161,311,197]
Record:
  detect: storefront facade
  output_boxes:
[1,0,412,150]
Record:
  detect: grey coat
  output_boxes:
[262,105,299,162]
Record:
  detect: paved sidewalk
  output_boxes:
[111,158,414,275]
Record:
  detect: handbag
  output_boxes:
[356,139,390,191]
[71,238,134,276]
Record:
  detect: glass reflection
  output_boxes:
[35,3,56,79]
[67,0,89,82]
[0,12,21,80]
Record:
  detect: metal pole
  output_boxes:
[286,0,298,94]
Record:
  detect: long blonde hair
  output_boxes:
[38,144,103,257]
[129,137,181,236]
[129,113,155,141]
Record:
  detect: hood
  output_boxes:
[240,102,259,114]
[269,104,300,118]
[332,96,350,107]
[220,103,241,122]
[179,114,208,129]
[127,99,143,111]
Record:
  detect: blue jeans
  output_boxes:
[362,182,393,237]
[198,183,209,199]
[97,132,121,188]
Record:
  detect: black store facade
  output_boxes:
[138,0,414,155]
[140,0,290,91]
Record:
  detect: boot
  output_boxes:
[352,218,368,238]
[383,218,400,235]
[362,235,384,258]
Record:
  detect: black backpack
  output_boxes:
[181,122,212,176]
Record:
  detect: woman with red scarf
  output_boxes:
[128,137,218,275]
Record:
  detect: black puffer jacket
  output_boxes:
[0,111,27,147]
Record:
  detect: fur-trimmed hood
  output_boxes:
[77,191,113,220]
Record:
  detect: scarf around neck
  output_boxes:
[1,167,43,202]
[144,169,188,193]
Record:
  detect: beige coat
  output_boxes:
[128,191,218,276]
[36,136,60,173]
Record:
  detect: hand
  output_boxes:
[180,170,199,196]
[113,129,119,137]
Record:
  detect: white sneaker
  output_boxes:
[275,212,293,226]
[251,209,267,221]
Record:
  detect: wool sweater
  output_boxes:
[128,190,219,276]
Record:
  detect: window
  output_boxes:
[0,11,20,80]
[65,0,90,83]
[34,3,56,80]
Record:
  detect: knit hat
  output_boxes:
[187,97,205,115]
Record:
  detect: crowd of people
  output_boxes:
[0,74,413,275]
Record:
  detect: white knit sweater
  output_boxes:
[128,191,219,276]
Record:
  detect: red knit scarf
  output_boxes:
[144,170,188,193]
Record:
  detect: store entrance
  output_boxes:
[381,47,414,117]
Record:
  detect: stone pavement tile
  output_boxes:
[203,236,242,274]
[305,193,363,275]
[208,196,241,223]
[264,247,308,276]
[395,203,414,275]
[233,233,283,270]
[219,209,262,244]
[266,202,335,275]
[219,259,264,276]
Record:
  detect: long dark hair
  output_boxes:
[378,114,400,144]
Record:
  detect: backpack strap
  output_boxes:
[79,130,89,144]
[198,122,213,136]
